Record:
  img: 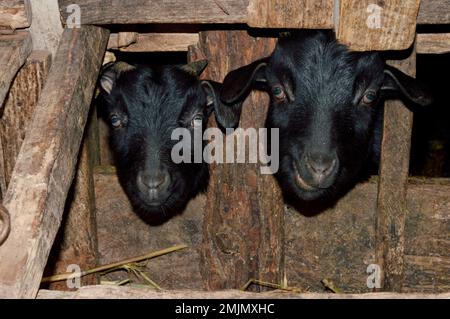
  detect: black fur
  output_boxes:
[97,62,222,224]
[220,30,433,209]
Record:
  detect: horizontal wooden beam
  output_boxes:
[117,33,199,52]
[0,0,31,32]
[0,31,32,115]
[247,0,334,29]
[337,0,420,51]
[59,0,249,25]
[0,26,109,299]
[417,0,450,24]
[416,33,450,54]
[36,285,450,299]
[59,0,450,26]
[107,32,137,50]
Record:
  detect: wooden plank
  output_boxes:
[58,0,249,25]
[337,0,420,51]
[416,33,450,54]
[59,0,450,28]
[0,51,51,194]
[376,52,416,292]
[286,178,450,293]
[0,203,9,245]
[0,31,32,116]
[403,255,450,293]
[36,285,450,299]
[117,33,199,52]
[92,165,449,293]
[417,0,450,24]
[0,26,109,299]
[107,32,137,50]
[97,118,114,166]
[189,32,284,290]
[0,0,31,32]
[247,0,334,29]
[29,0,64,57]
[93,166,205,290]
[44,110,101,290]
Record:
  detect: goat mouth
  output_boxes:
[293,162,318,191]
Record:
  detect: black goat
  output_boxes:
[97,60,227,224]
[220,31,433,207]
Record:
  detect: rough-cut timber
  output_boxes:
[93,166,205,290]
[97,119,115,165]
[0,26,109,299]
[188,32,284,290]
[0,203,9,245]
[0,0,31,32]
[286,178,450,293]
[416,33,450,54]
[36,285,450,299]
[58,0,448,26]
[107,32,137,50]
[0,51,51,194]
[29,0,63,57]
[117,33,200,52]
[247,0,334,29]
[376,52,416,292]
[58,0,249,25]
[44,110,100,290]
[337,0,420,51]
[417,0,450,24]
[93,165,449,292]
[0,31,32,116]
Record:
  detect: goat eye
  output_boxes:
[191,115,203,128]
[110,114,123,128]
[272,85,286,101]
[362,91,378,105]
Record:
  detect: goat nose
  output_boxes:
[139,170,170,190]
[305,152,337,177]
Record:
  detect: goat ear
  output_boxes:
[382,65,433,106]
[99,62,135,94]
[201,80,242,130]
[220,58,269,105]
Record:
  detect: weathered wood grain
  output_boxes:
[36,285,450,299]
[117,33,199,52]
[286,178,450,293]
[0,26,109,299]
[375,52,416,292]
[247,0,334,29]
[417,0,450,24]
[0,31,32,117]
[58,0,249,25]
[93,166,205,290]
[44,110,101,290]
[189,32,284,290]
[0,203,9,245]
[0,51,51,192]
[107,32,137,50]
[416,33,450,54]
[58,0,450,26]
[337,0,420,51]
[0,0,31,32]
[29,0,64,57]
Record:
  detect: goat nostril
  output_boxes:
[306,156,337,176]
[140,172,169,190]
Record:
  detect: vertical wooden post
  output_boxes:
[0,50,50,245]
[44,109,100,290]
[376,49,416,292]
[189,31,285,290]
[0,26,109,299]
[0,51,51,191]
